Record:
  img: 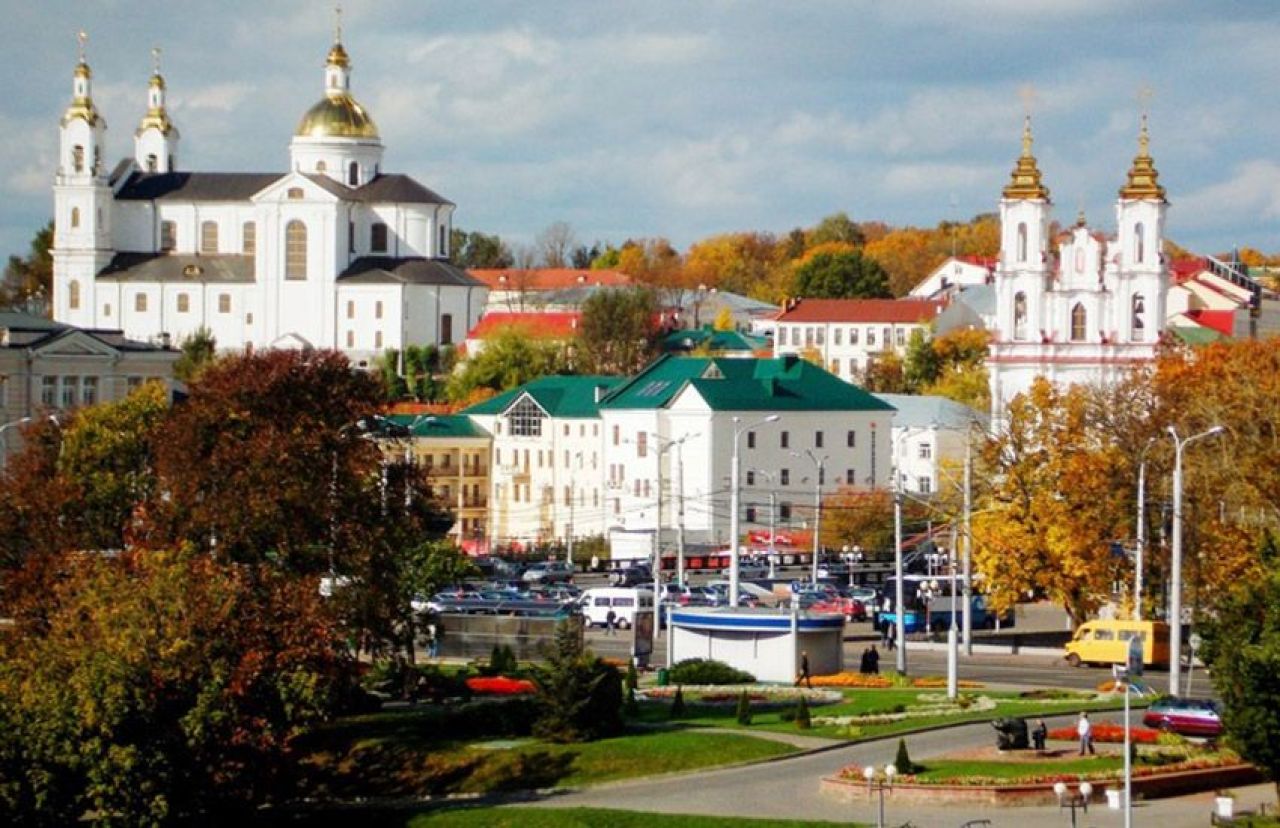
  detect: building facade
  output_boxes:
[772,298,946,382]
[987,117,1169,426]
[385,414,493,551]
[51,35,485,366]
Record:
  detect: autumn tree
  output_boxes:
[445,327,573,402]
[0,220,53,313]
[791,246,892,299]
[807,212,865,248]
[577,287,661,375]
[861,352,908,393]
[173,325,217,382]
[536,221,577,268]
[684,232,784,297]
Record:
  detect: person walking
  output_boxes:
[795,650,812,688]
[427,620,440,659]
[858,647,871,674]
[867,644,880,675]
[1032,718,1048,752]
[605,608,617,636]
[1077,711,1095,755]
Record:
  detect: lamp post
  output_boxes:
[0,416,32,458]
[891,428,918,675]
[1053,781,1094,828]
[751,468,779,579]
[730,414,780,607]
[1134,436,1156,621]
[791,449,827,585]
[1167,424,1224,696]
[862,763,897,828]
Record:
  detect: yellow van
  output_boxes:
[1064,619,1170,668]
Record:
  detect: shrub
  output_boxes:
[670,686,687,719]
[736,690,753,725]
[625,661,639,692]
[532,621,624,743]
[667,658,755,685]
[778,707,797,723]
[624,685,639,717]
[483,644,519,677]
[894,738,918,774]
[432,697,539,740]
[795,695,812,729]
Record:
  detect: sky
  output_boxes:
[2,1,1278,262]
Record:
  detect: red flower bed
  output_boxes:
[1047,721,1161,744]
[465,676,536,696]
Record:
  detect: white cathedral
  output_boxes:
[51,34,487,364]
[987,117,1169,425]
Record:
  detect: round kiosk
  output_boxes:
[667,606,844,683]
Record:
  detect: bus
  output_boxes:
[874,575,1006,634]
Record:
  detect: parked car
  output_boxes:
[1142,697,1222,738]
[522,560,575,584]
[610,564,653,587]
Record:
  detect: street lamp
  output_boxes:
[791,449,827,585]
[1053,781,1094,828]
[862,763,897,828]
[750,468,779,578]
[1134,436,1156,620]
[730,414,780,606]
[1167,424,1224,696]
[0,416,32,458]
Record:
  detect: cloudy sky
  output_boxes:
[3,1,1278,261]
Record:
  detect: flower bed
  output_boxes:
[847,751,1242,787]
[465,676,536,696]
[810,672,985,689]
[638,685,841,706]
[1047,720,1161,744]
[813,692,997,728]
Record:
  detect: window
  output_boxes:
[287,187,304,200]
[374,331,383,348]
[1135,222,1145,263]
[348,221,354,253]
[779,502,792,520]
[918,443,932,460]
[70,207,80,229]
[441,314,453,345]
[375,301,383,320]
[804,327,814,346]
[747,431,756,449]
[1013,292,1028,340]
[746,506,757,522]
[819,467,826,485]
[508,397,544,437]
[61,377,77,408]
[371,222,388,252]
[200,221,218,253]
[315,160,327,173]
[1092,629,1116,641]
[346,330,354,348]
[846,469,856,485]
[918,476,932,494]
[849,327,858,345]
[637,432,647,457]
[242,221,256,255]
[160,221,176,251]
[176,293,190,313]
[830,359,839,374]
[103,302,111,317]
[145,153,158,172]
[135,293,148,312]
[780,431,789,449]
[347,300,355,319]
[564,486,572,507]
[68,280,80,310]
[81,377,98,406]
[781,469,790,485]
[746,471,755,486]
[1070,303,1087,342]
[895,328,906,347]
[219,294,231,314]
[883,327,890,345]
[866,328,876,347]
[127,376,144,391]
[73,145,84,172]
[41,376,57,406]
[440,225,447,256]
[347,162,359,186]
[1017,222,1028,262]
[285,220,307,280]
[834,328,842,346]
[816,327,825,345]
[612,425,620,446]
[847,430,856,447]
[1132,294,1146,341]
[778,328,787,346]
[815,431,824,448]
[245,312,253,325]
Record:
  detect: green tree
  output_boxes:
[807,212,866,248]
[903,328,941,391]
[450,227,514,269]
[791,249,892,299]
[577,287,661,375]
[173,326,217,382]
[735,690,753,725]
[0,220,53,313]
[445,328,573,402]
[861,352,908,393]
[532,621,623,742]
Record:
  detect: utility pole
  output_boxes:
[676,443,686,587]
[962,437,973,655]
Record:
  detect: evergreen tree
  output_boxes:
[795,694,811,729]
[894,738,917,774]
[670,686,686,719]
[735,690,753,725]
[532,621,623,742]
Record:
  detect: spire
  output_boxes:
[1002,115,1050,200]
[327,5,351,71]
[137,46,175,136]
[62,30,102,127]
[1119,114,1166,201]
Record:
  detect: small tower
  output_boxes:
[1115,115,1168,343]
[994,116,1053,345]
[53,32,114,328]
[135,47,179,173]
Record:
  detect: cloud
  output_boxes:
[1180,160,1280,226]
[180,83,253,112]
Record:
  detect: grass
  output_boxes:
[909,756,1124,783]
[406,807,859,827]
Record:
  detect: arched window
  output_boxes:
[1135,222,1145,264]
[1017,222,1028,263]
[160,220,176,252]
[1013,292,1028,340]
[200,221,218,254]
[347,162,359,186]
[72,145,84,173]
[242,221,256,255]
[177,293,190,313]
[68,280,81,310]
[285,220,307,280]
[70,207,80,229]
[315,160,327,173]
[146,154,158,172]
[1131,294,1146,341]
[1070,303,1087,342]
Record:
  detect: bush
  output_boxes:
[625,661,639,692]
[670,686,687,719]
[624,685,639,717]
[483,644,519,677]
[736,690,753,725]
[667,658,755,685]
[532,620,624,743]
[432,697,539,740]
[795,695,812,729]
[894,738,918,774]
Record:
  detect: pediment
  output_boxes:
[30,330,122,358]
[250,172,343,205]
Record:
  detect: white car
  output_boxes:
[522,560,575,584]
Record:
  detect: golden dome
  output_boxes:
[1119,115,1166,201]
[1002,115,1050,201]
[295,93,379,139]
[327,42,350,68]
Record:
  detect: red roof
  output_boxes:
[1184,309,1236,337]
[468,268,631,291]
[465,311,581,342]
[774,298,946,324]
[957,255,997,269]
[1170,258,1208,283]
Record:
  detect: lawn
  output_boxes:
[406,807,858,827]
[908,755,1124,783]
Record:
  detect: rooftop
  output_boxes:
[775,298,946,324]
[468,268,631,292]
[384,413,489,439]
[873,393,988,431]
[463,374,625,419]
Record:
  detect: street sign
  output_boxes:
[1189,632,1203,651]
[1127,635,1144,677]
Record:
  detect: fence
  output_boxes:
[436,613,582,662]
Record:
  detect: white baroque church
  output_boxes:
[51,35,487,365]
[988,117,1169,426]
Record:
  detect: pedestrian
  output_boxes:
[1032,718,1048,752]
[1077,711,1095,755]
[427,620,440,659]
[590,554,600,573]
[795,650,812,688]
[605,608,617,636]
[867,644,880,675]
[858,647,871,674]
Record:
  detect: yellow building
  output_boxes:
[387,414,491,552]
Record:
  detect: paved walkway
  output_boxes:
[522,714,1278,827]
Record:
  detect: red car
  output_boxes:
[1141,697,1223,738]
